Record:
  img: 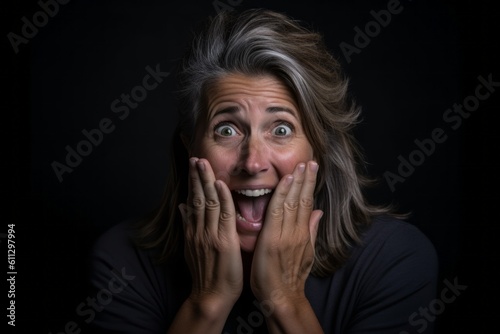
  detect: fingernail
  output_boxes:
[214,180,222,192]
[310,162,319,173]
[285,175,294,185]
[197,160,205,171]
[297,163,306,174]
[189,157,198,167]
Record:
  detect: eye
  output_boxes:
[214,122,238,137]
[272,123,293,137]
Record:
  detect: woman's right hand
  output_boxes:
[179,157,243,317]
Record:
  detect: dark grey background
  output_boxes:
[5,0,499,332]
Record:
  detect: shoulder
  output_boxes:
[348,215,439,299]
[334,216,438,332]
[87,219,169,283]
[87,220,149,288]
[359,215,437,260]
[85,221,175,332]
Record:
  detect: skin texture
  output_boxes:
[172,74,324,333]
[193,73,316,252]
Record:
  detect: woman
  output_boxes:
[87,8,438,333]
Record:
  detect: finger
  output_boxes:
[213,180,242,292]
[196,159,220,233]
[178,203,188,232]
[296,161,319,227]
[186,157,199,204]
[178,203,187,223]
[187,157,205,231]
[262,174,294,235]
[214,180,237,237]
[179,203,190,229]
[282,163,307,226]
[309,209,323,247]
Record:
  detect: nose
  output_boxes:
[236,135,270,176]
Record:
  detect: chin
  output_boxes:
[239,234,258,253]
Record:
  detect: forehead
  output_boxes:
[204,73,300,118]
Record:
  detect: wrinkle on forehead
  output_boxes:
[204,73,300,120]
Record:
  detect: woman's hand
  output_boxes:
[179,157,243,317]
[250,161,323,308]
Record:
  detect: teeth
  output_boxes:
[237,213,247,221]
[235,189,272,197]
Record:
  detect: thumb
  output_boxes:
[178,203,188,224]
[309,210,323,246]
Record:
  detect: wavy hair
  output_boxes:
[135,8,397,277]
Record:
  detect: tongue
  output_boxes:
[235,193,272,223]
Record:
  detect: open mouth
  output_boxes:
[232,188,274,230]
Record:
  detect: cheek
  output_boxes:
[191,135,239,183]
[204,149,237,183]
[274,142,314,174]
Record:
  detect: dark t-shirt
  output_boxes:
[84,216,438,333]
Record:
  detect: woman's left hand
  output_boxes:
[250,160,323,306]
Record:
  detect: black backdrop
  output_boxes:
[4,0,499,333]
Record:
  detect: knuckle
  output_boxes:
[307,175,317,185]
[284,200,299,212]
[192,196,205,209]
[276,187,289,198]
[205,199,220,210]
[300,197,313,209]
[185,204,196,218]
[193,231,210,245]
[270,207,284,219]
[219,210,233,222]
[189,175,199,186]
[295,177,304,186]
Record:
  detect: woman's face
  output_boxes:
[191,73,314,252]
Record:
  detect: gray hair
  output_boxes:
[136,8,397,276]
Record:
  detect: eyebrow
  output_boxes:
[267,106,296,115]
[212,105,297,118]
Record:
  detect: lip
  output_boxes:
[231,184,276,191]
[231,185,274,234]
[236,215,263,234]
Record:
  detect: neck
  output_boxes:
[241,250,254,288]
